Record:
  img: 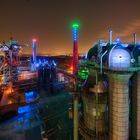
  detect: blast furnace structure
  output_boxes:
[78,32,140,140]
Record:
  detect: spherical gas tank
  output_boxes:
[109,45,131,70]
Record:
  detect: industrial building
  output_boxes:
[0,38,72,140]
[78,32,140,140]
[0,38,38,106]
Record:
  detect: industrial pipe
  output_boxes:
[95,72,98,140]
[109,30,112,45]
[74,94,79,140]
[100,51,107,74]
[134,33,137,47]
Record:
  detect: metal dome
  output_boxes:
[108,45,131,70]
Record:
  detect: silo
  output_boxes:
[108,45,132,140]
[81,77,107,140]
[108,73,132,140]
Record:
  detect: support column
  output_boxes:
[74,95,79,140]
[108,73,132,140]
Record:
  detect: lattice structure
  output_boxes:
[0,57,4,74]
[0,38,25,85]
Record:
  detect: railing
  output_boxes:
[80,60,140,72]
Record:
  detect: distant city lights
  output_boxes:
[35,59,57,68]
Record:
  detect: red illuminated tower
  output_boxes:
[72,23,79,75]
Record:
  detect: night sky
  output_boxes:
[0,0,140,55]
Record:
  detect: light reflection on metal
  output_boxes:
[18,71,37,81]
[25,91,37,103]
[0,82,14,106]
[89,81,107,94]
[18,105,31,114]
[109,47,131,70]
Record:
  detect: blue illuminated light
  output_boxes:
[35,59,57,69]
[25,91,37,103]
[31,63,35,71]
[73,28,78,41]
[25,91,34,97]
[116,38,121,43]
[52,60,57,67]
[18,106,31,114]
[36,63,40,67]
[39,59,42,64]
[17,70,22,72]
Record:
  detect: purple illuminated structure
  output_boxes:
[32,38,37,64]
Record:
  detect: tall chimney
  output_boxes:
[32,38,37,63]
[72,23,79,75]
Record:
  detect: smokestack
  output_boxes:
[72,23,79,75]
[32,38,37,63]
[109,30,112,45]
[134,33,137,47]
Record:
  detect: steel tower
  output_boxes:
[0,39,20,84]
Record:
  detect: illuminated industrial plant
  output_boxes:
[1,25,140,140]
[0,38,38,106]
[0,38,41,140]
